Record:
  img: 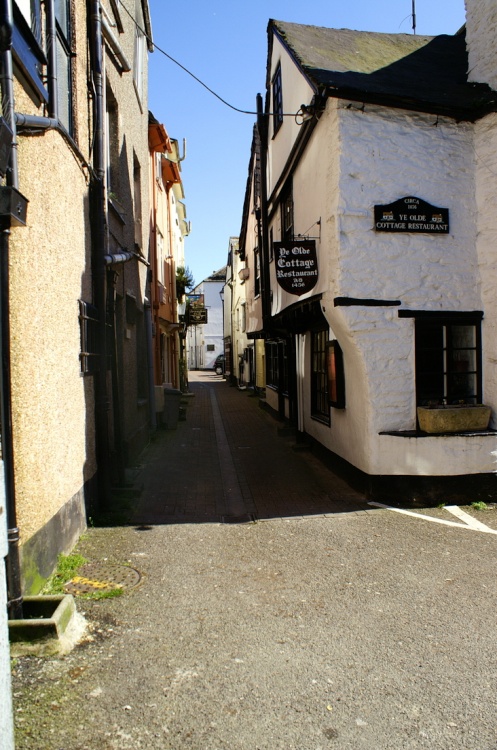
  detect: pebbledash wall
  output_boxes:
[6,0,99,592]
[281,95,497,480]
[9,114,93,589]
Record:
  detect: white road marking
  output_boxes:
[368,502,497,535]
[444,504,493,531]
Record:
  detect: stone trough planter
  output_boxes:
[417,404,492,434]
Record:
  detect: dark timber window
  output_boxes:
[327,340,346,409]
[12,0,47,103]
[266,340,288,393]
[272,64,283,135]
[414,316,482,406]
[266,341,279,389]
[280,181,293,241]
[79,300,99,374]
[55,0,73,134]
[311,329,330,424]
[254,247,260,297]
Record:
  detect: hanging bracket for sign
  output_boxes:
[374,196,449,234]
[274,239,318,296]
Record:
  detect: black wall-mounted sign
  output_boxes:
[274,240,318,296]
[374,196,449,234]
[188,307,208,325]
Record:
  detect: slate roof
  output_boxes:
[206,267,227,282]
[270,21,496,121]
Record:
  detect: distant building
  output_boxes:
[187,267,226,370]
[148,115,189,401]
[222,237,252,387]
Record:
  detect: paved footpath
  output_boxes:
[132,371,367,525]
[11,372,497,750]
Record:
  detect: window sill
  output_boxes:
[311,414,330,427]
[108,196,126,224]
[380,429,497,438]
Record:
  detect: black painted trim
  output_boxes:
[398,310,484,319]
[334,297,401,307]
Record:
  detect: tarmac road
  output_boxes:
[11,372,497,750]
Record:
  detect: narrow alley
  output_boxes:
[10,372,497,750]
[132,371,367,526]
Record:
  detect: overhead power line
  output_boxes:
[119,0,300,118]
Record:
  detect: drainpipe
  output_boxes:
[89,0,111,503]
[256,94,271,332]
[0,0,23,621]
[107,270,126,485]
[145,297,156,429]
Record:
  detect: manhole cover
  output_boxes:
[64,562,141,595]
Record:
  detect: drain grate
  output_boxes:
[64,562,141,596]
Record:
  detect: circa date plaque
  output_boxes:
[374,196,449,234]
[274,240,318,296]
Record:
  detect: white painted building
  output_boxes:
[246,15,497,501]
[222,237,252,386]
[186,268,226,370]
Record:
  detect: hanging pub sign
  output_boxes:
[374,196,449,234]
[188,307,208,325]
[274,239,318,296]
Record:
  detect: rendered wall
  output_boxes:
[301,102,494,476]
[9,21,94,588]
[105,0,151,463]
[474,113,497,422]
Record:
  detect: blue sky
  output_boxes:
[146,0,466,286]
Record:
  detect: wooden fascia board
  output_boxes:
[162,157,181,185]
[149,123,172,153]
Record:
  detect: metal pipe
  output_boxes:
[0,219,21,619]
[145,299,156,430]
[0,0,17,188]
[0,0,22,621]
[15,114,58,130]
[104,251,134,264]
[89,0,111,502]
[256,94,271,331]
[108,270,126,485]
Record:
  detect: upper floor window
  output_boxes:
[280,181,294,241]
[133,0,146,103]
[105,88,119,194]
[55,0,73,133]
[272,64,283,136]
[133,154,143,250]
[254,247,260,297]
[12,0,47,103]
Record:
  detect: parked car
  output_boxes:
[214,354,225,375]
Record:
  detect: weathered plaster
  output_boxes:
[465,0,497,90]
